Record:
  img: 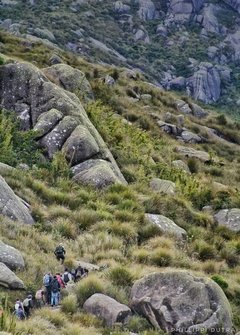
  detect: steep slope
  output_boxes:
[0,32,239,335]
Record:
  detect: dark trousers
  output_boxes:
[45,286,51,304]
[23,306,30,318]
[56,254,65,264]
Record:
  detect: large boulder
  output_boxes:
[172,160,191,174]
[43,64,94,102]
[187,62,221,104]
[214,208,240,232]
[0,262,24,289]
[181,130,202,143]
[114,1,131,14]
[0,163,15,174]
[0,176,34,224]
[0,241,24,270]
[72,159,121,189]
[83,293,131,326]
[145,214,187,239]
[130,271,233,334]
[0,62,126,188]
[176,146,210,162]
[63,125,100,166]
[225,30,240,62]
[150,178,176,195]
[0,241,25,270]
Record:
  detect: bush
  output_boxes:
[74,209,99,230]
[211,275,228,291]
[193,240,215,261]
[108,266,134,287]
[187,158,199,174]
[150,248,173,267]
[61,294,78,315]
[127,315,152,332]
[75,275,105,306]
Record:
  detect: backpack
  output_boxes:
[63,273,69,283]
[55,246,64,255]
[51,279,60,293]
[43,274,51,286]
[35,290,43,300]
[23,298,29,307]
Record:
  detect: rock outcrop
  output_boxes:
[223,0,240,14]
[0,241,24,270]
[167,0,204,23]
[145,214,187,239]
[0,62,126,188]
[43,64,94,102]
[150,178,176,195]
[176,146,210,162]
[214,208,240,232]
[0,262,24,289]
[187,62,221,104]
[130,271,233,334]
[83,293,131,326]
[137,0,157,21]
[0,176,34,224]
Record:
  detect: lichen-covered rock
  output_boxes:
[39,116,78,158]
[72,159,121,189]
[176,146,210,162]
[168,0,204,22]
[0,262,24,289]
[145,214,187,239]
[214,208,240,232]
[181,130,202,143]
[114,1,131,14]
[150,178,176,195]
[83,293,131,326]
[191,103,208,118]
[0,241,24,270]
[172,160,191,174]
[43,64,94,102]
[63,125,100,165]
[130,271,233,334]
[175,100,192,114]
[137,0,157,20]
[0,62,126,187]
[33,109,63,138]
[0,176,34,224]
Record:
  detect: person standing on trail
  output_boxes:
[50,275,60,307]
[35,288,45,308]
[23,295,33,318]
[43,272,52,305]
[62,268,72,285]
[14,299,25,320]
[54,244,66,264]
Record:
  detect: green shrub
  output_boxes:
[193,240,215,261]
[187,158,199,174]
[108,266,134,287]
[127,315,152,332]
[150,248,173,267]
[211,275,228,291]
[75,275,105,306]
[61,294,78,315]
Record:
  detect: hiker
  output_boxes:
[35,288,45,308]
[62,268,72,285]
[56,273,65,289]
[74,266,89,282]
[54,244,66,264]
[23,295,33,318]
[50,275,60,307]
[14,299,25,320]
[43,272,52,305]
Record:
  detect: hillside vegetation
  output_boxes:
[0,30,239,335]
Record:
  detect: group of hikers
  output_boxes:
[14,245,89,320]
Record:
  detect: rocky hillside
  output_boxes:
[0,30,240,335]
[1,0,240,116]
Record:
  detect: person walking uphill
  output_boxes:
[50,275,60,307]
[23,295,33,318]
[43,272,52,305]
[54,244,66,264]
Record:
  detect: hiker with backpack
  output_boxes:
[50,275,61,307]
[14,299,25,320]
[43,272,52,305]
[35,288,45,308]
[54,244,66,264]
[62,268,72,285]
[22,295,33,318]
